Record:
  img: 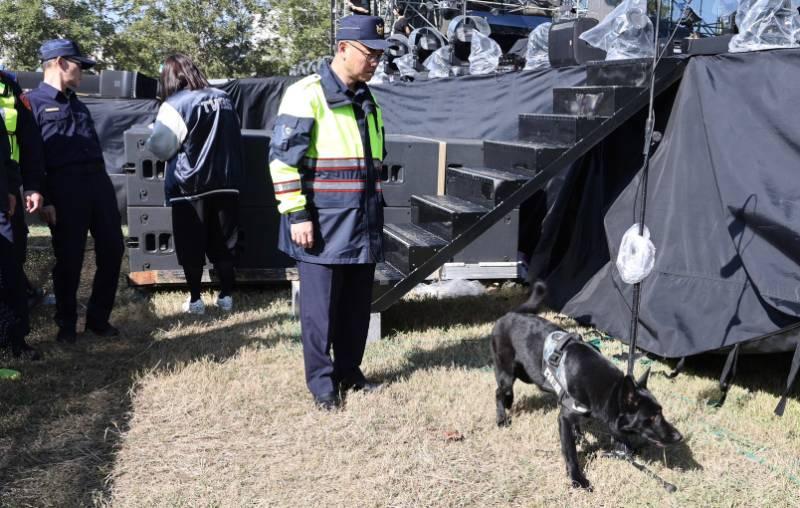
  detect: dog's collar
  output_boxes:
[543,331,590,414]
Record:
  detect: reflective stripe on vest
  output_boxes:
[270,74,385,211]
[0,82,19,163]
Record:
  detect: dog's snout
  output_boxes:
[670,429,683,443]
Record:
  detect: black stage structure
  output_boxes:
[47,50,800,392]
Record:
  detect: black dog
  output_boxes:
[491,282,683,490]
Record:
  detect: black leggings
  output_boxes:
[171,194,239,301]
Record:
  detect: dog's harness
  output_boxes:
[542,331,590,414]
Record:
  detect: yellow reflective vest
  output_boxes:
[0,79,19,164]
[269,63,385,264]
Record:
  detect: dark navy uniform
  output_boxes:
[1,70,45,328]
[26,61,124,337]
[0,118,31,357]
[269,16,388,405]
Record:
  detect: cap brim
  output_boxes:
[360,39,389,51]
[75,56,96,70]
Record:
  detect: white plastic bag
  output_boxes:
[469,30,502,75]
[579,0,655,60]
[616,223,656,284]
[729,0,800,52]
[423,46,452,78]
[524,22,551,70]
[409,279,486,299]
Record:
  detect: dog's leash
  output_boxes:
[602,448,678,493]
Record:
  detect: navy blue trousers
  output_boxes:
[47,170,124,331]
[297,261,375,397]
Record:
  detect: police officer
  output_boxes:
[26,39,124,343]
[269,16,388,410]
[1,69,46,311]
[0,115,39,359]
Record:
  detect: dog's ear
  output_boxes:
[636,367,651,389]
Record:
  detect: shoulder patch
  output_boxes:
[19,93,32,112]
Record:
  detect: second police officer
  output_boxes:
[25,39,124,343]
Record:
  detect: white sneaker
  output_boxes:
[216,295,233,312]
[182,297,205,315]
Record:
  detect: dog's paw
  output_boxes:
[570,476,593,491]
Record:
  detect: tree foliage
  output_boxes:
[109,0,274,77]
[263,0,332,74]
[0,0,334,77]
[0,0,115,71]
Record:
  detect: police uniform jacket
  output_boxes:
[146,87,243,203]
[0,71,44,193]
[26,80,111,190]
[268,61,385,264]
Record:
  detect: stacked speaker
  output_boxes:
[124,126,292,274]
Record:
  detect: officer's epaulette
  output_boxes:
[293,73,322,90]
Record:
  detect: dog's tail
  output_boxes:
[514,280,547,314]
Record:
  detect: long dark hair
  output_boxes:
[158,53,209,100]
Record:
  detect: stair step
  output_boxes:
[585,57,683,87]
[553,86,643,117]
[483,140,567,173]
[518,113,608,145]
[410,194,488,241]
[373,262,404,300]
[445,165,532,207]
[383,223,447,275]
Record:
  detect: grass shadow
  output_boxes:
[382,289,528,333]
[0,246,296,507]
[657,352,799,402]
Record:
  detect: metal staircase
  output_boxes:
[372,57,688,312]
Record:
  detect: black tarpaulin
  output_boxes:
[371,66,586,140]
[85,98,158,174]
[217,77,299,130]
[560,49,800,356]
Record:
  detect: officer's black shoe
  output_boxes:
[313,391,341,411]
[86,322,120,337]
[56,327,77,344]
[12,343,43,361]
[340,379,383,394]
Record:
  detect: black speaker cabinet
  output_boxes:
[100,70,157,99]
[11,71,99,95]
[680,34,734,55]
[548,18,607,68]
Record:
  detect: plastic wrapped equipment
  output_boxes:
[579,0,655,60]
[394,53,417,78]
[367,60,389,85]
[469,31,502,74]
[447,15,491,42]
[729,0,800,52]
[616,223,656,284]
[423,46,452,78]
[524,22,551,70]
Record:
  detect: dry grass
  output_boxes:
[0,229,798,507]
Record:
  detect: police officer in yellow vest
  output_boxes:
[269,15,387,410]
[0,70,45,360]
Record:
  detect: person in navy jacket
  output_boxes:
[25,39,124,343]
[146,53,243,314]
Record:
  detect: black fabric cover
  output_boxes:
[217,77,299,130]
[559,49,800,356]
[85,98,158,174]
[371,66,586,140]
